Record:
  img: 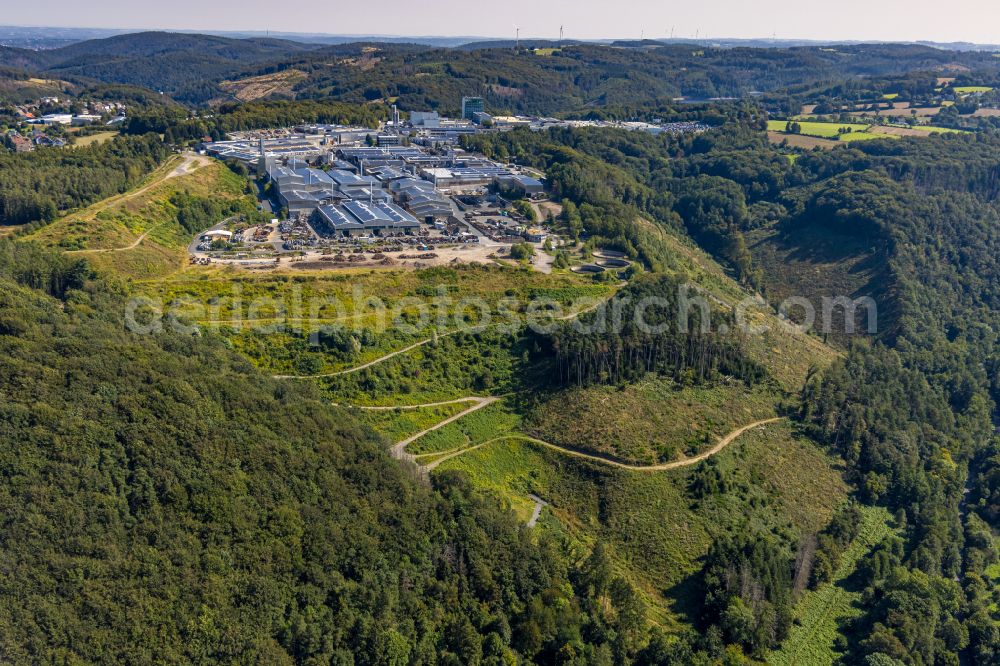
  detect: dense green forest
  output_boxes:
[533,275,766,388]
[0,134,168,228]
[0,239,660,664]
[468,121,1000,664]
[124,99,387,141]
[2,29,1000,663]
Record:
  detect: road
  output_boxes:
[424,417,784,472]
[388,397,499,464]
[527,494,548,527]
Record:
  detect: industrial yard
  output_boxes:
[193,106,571,272]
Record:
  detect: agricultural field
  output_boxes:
[767,120,877,139]
[953,85,994,94]
[836,130,895,142]
[770,506,895,666]
[848,106,943,118]
[870,124,968,137]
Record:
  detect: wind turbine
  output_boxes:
[559,25,564,44]
[514,24,520,50]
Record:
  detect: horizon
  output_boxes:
[2,24,1000,49]
[2,0,1000,44]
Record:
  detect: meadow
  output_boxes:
[953,85,993,94]
[767,119,880,140]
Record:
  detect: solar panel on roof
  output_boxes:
[342,200,386,224]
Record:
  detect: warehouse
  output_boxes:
[390,177,453,220]
[313,201,420,237]
[496,174,545,196]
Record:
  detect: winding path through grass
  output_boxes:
[388,397,500,464]
[422,417,783,471]
[63,153,213,254]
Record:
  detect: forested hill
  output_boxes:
[459,123,1000,662]
[9,31,1000,107]
[0,32,321,102]
[0,240,634,663]
[200,41,1000,110]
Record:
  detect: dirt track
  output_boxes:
[66,153,212,254]
[424,417,784,471]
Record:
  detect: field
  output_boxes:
[767,131,837,150]
[770,506,895,666]
[767,120,883,141]
[70,131,119,147]
[870,124,967,137]
[953,85,993,94]
[848,106,942,118]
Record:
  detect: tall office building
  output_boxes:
[461,96,485,121]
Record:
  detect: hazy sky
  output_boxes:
[7,0,1000,43]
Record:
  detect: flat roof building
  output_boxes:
[314,201,420,237]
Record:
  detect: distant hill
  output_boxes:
[5,30,1000,108]
[0,32,320,101]
[222,40,1000,114]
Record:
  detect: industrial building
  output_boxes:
[267,163,390,214]
[496,174,546,196]
[389,178,453,221]
[313,200,420,237]
[409,111,440,127]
